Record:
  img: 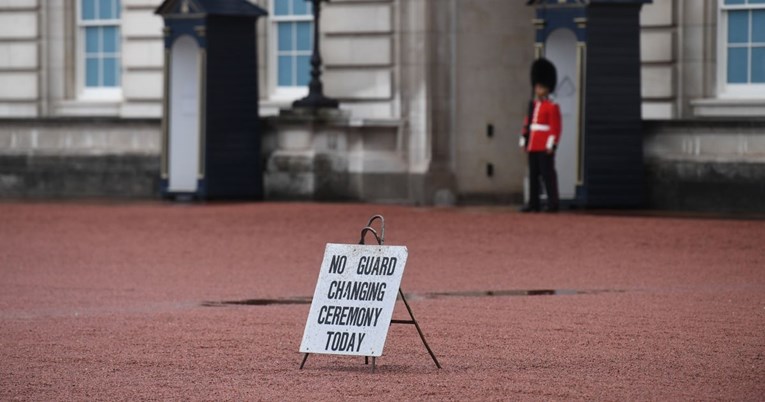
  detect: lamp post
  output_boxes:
[293,0,339,109]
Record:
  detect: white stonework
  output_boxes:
[0,73,38,100]
[642,102,675,120]
[323,3,392,34]
[641,65,675,99]
[323,36,392,67]
[0,0,40,6]
[639,0,677,120]
[0,12,38,39]
[324,69,392,100]
[0,43,38,69]
[640,31,674,63]
[123,40,164,68]
[640,0,673,27]
[0,122,160,155]
[122,8,163,38]
[122,71,163,100]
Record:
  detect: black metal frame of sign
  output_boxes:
[299,215,442,372]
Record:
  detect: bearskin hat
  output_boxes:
[531,57,557,93]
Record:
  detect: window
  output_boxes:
[719,0,765,97]
[271,0,313,97]
[78,0,122,98]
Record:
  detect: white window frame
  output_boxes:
[717,0,765,99]
[268,0,313,101]
[76,0,123,101]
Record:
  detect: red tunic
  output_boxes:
[521,98,562,152]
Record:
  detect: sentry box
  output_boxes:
[155,0,267,200]
[527,0,651,208]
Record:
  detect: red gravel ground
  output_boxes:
[0,202,763,400]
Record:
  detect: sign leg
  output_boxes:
[372,357,376,372]
[299,353,309,369]
[399,289,442,369]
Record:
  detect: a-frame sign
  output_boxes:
[299,216,441,372]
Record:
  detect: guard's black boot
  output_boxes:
[520,205,540,213]
[544,206,559,213]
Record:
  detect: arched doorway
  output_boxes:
[545,28,578,201]
[168,35,201,192]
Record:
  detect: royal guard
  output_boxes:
[520,58,561,213]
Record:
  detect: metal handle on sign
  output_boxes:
[366,215,385,244]
[358,214,385,245]
[358,227,382,245]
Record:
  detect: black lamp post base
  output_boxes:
[292,93,339,109]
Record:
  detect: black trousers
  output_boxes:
[527,151,559,210]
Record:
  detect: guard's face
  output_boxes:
[534,84,550,98]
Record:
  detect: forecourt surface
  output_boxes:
[0,202,763,400]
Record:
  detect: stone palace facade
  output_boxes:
[0,0,763,210]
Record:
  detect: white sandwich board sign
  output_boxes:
[299,243,408,357]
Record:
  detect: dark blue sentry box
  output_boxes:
[156,0,267,200]
[528,0,652,208]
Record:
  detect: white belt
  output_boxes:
[530,124,550,131]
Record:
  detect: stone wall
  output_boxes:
[0,118,161,198]
[262,109,409,203]
[644,121,765,212]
